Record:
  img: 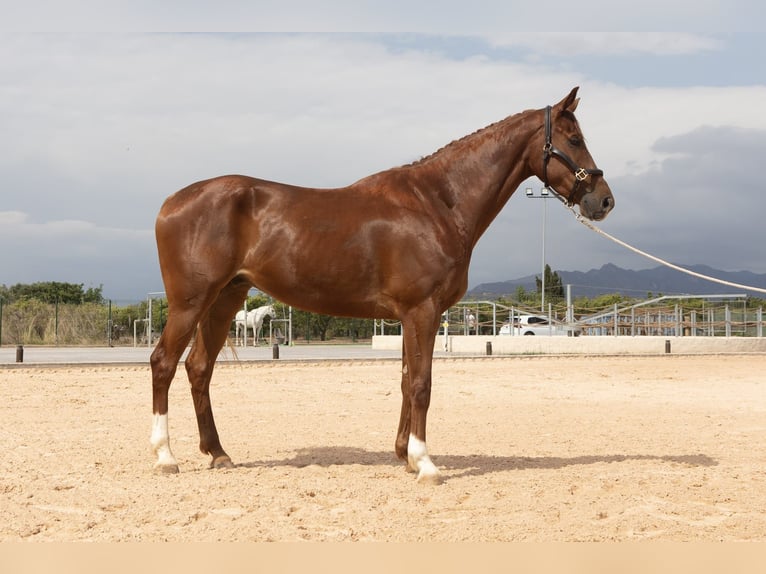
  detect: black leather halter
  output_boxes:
[542,105,603,206]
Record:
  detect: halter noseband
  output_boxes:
[542,105,603,206]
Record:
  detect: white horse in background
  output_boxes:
[234,305,275,346]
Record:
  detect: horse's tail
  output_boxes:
[222,336,240,362]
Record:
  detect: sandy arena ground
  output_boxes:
[1,354,765,542]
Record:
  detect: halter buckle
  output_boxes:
[574,168,589,182]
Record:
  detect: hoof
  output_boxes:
[210,455,235,469]
[416,468,444,485]
[404,460,443,484]
[154,463,180,475]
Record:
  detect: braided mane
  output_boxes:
[403,108,534,167]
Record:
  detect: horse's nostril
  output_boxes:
[602,196,613,210]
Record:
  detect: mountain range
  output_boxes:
[468,263,766,299]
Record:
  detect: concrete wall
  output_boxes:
[372,335,766,355]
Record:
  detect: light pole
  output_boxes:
[525,186,550,312]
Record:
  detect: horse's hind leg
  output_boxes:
[185,279,251,469]
[395,350,411,461]
[150,307,200,473]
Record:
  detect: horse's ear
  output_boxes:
[557,86,580,112]
[569,97,580,113]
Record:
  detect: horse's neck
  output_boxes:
[410,110,538,247]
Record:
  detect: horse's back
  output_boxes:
[159,169,429,220]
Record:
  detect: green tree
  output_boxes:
[1,281,103,304]
[573,292,634,314]
[83,285,105,304]
[535,264,565,302]
[306,312,334,341]
[511,286,540,307]
[514,285,529,303]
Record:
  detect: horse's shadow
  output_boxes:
[236,446,717,479]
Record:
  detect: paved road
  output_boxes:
[0,343,414,366]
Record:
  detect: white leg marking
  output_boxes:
[407,434,442,484]
[150,413,179,472]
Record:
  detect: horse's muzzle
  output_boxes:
[580,187,614,221]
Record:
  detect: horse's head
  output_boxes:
[532,87,614,221]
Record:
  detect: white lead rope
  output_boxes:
[568,207,766,296]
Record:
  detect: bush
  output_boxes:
[0,300,110,345]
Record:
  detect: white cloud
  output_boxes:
[0,211,152,249]
[0,211,28,225]
[574,85,766,177]
[488,33,722,56]
[0,210,154,298]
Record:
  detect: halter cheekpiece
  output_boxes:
[542,105,603,206]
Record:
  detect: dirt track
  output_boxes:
[1,354,765,541]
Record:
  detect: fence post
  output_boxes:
[725,304,731,337]
[107,299,113,347]
[630,307,636,337]
[691,310,697,336]
[548,303,553,336]
[646,309,651,336]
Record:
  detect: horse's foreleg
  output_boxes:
[399,308,441,484]
[186,282,250,469]
[150,310,198,473]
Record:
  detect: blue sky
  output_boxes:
[1,15,765,302]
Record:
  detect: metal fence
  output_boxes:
[578,296,764,337]
[375,295,765,338]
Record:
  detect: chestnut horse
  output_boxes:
[150,87,614,483]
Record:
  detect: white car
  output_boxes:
[499,314,580,336]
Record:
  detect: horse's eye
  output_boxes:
[569,136,582,147]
